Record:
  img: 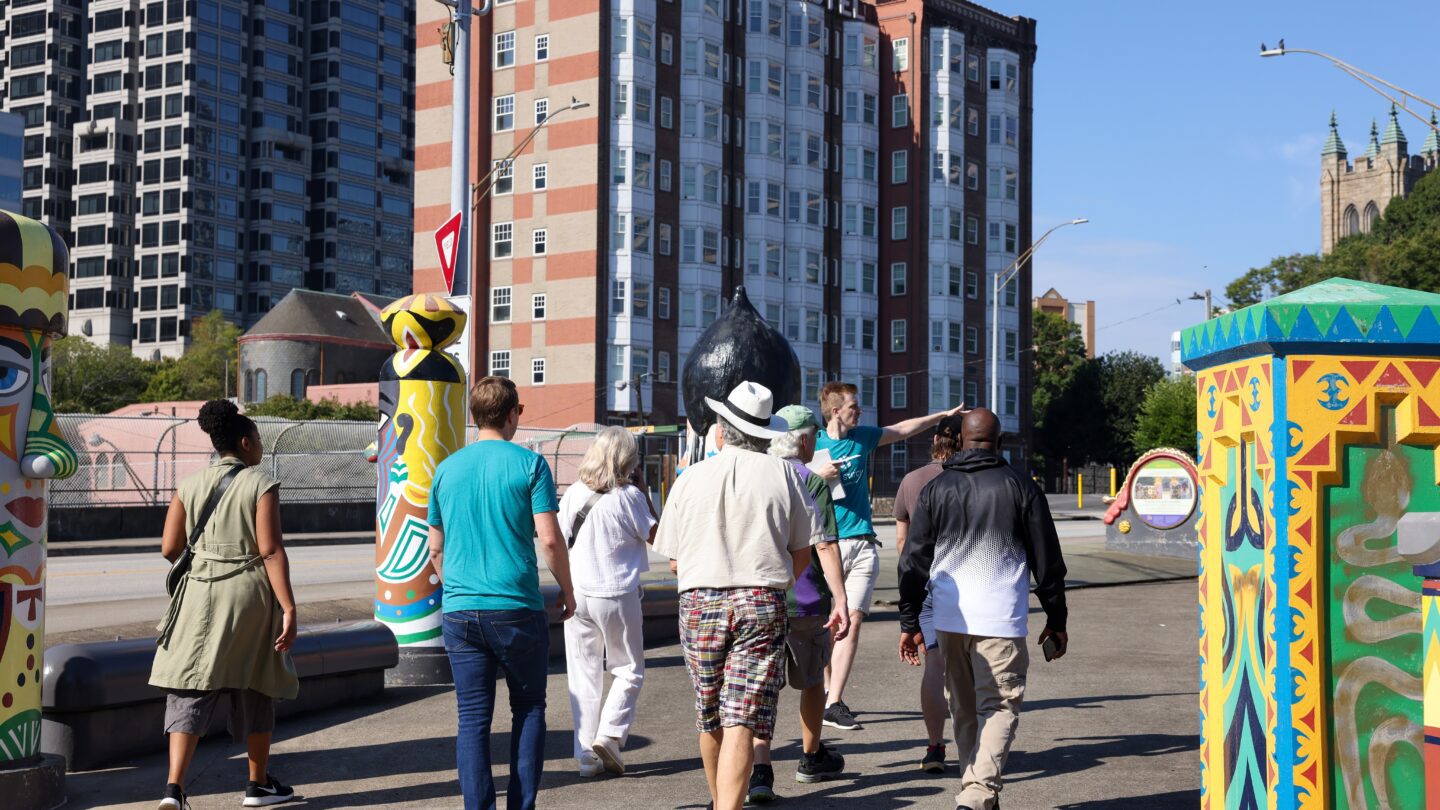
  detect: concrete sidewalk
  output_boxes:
[59,536,1199,809]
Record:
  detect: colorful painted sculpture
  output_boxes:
[374,294,466,657]
[0,210,76,764]
[1183,278,1440,809]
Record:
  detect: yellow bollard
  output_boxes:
[1077,475,1083,509]
[1110,467,1117,498]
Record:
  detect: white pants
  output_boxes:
[563,588,646,759]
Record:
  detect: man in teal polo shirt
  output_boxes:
[816,381,965,731]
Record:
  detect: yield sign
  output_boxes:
[435,211,463,294]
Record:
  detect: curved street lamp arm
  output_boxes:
[473,99,590,208]
[1262,46,1440,135]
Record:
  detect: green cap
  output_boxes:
[775,404,820,431]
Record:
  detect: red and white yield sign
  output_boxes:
[435,211,463,294]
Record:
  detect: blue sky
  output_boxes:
[1004,0,1435,361]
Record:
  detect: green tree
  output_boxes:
[246,394,378,422]
[1132,376,1198,457]
[1096,350,1167,468]
[1030,310,1102,474]
[50,336,156,413]
[141,310,240,402]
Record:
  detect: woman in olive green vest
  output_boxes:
[150,400,300,809]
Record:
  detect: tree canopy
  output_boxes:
[245,395,378,422]
[1132,376,1198,457]
[1226,169,1440,306]
[50,337,156,413]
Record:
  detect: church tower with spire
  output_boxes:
[1320,105,1437,253]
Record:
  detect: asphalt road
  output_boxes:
[66,576,1199,809]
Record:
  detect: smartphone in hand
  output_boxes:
[1042,635,1061,662]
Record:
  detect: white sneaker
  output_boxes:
[577,752,604,778]
[592,735,625,775]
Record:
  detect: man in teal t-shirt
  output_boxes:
[814,381,965,732]
[426,376,575,810]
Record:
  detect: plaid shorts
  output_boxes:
[678,587,788,740]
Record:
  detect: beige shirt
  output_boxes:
[654,446,822,592]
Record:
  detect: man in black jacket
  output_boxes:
[896,408,1068,810]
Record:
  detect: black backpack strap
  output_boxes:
[567,491,606,549]
[188,465,244,552]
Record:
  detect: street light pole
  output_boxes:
[990,217,1088,414]
[1260,43,1440,136]
[1189,289,1212,320]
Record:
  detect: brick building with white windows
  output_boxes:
[412,0,1038,469]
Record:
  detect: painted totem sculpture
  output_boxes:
[1184,278,1440,809]
[374,294,466,649]
[0,211,76,763]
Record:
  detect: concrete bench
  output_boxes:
[42,620,397,771]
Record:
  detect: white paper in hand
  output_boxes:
[807,449,847,501]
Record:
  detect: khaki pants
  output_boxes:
[938,632,1029,810]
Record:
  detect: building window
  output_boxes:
[892,37,909,73]
[891,319,907,353]
[1004,384,1017,416]
[533,163,548,190]
[965,325,978,354]
[493,222,513,258]
[490,351,511,378]
[535,97,549,125]
[966,380,979,407]
[892,207,908,240]
[966,217,979,245]
[891,262,907,295]
[966,271,979,299]
[492,160,513,195]
[658,287,671,319]
[491,286,513,322]
[891,149,907,184]
[535,34,549,61]
[532,294,547,320]
[494,95,514,131]
[495,31,515,68]
[657,351,671,383]
[533,229,548,255]
[891,376,908,410]
[660,96,673,129]
[1004,331,1018,361]
[612,278,628,316]
[892,93,908,128]
[1343,205,1359,237]
[290,369,307,399]
[532,358,546,386]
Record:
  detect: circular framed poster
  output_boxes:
[1129,456,1197,529]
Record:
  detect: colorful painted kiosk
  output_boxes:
[0,210,75,808]
[1182,278,1440,809]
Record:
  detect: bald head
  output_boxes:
[961,408,1002,448]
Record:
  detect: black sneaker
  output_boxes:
[158,783,189,810]
[242,774,296,807]
[747,763,776,803]
[822,701,861,731]
[922,743,947,773]
[795,743,845,783]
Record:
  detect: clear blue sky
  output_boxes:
[1005,0,1435,362]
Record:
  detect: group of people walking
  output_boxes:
[151,376,1068,810]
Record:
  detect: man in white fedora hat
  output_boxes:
[654,381,824,810]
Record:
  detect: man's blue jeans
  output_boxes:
[443,608,550,810]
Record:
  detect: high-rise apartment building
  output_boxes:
[0,111,21,209]
[0,0,417,359]
[413,0,1036,464]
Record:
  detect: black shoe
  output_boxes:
[822,701,861,731]
[158,783,189,810]
[243,774,296,807]
[795,743,845,783]
[747,763,776,803]
[922,743,947,773]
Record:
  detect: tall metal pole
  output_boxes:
[450,0,472,300]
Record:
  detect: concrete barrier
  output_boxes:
[42,621,397,771]
[538,581,680,655]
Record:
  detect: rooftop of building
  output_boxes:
[239,289,392,348]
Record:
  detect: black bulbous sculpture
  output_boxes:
[681,286,803,462]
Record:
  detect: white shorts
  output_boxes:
[838,537,880,616]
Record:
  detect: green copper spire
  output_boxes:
[1363,118,1380,158]
[1423,109,1440,155]
[1380,103,1407,147]
[1321,110,1347,156]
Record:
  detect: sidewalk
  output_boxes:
[63,574,1199,809]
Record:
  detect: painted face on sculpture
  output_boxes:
[0,328,41,547]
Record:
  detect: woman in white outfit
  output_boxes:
[559,427,658,777]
